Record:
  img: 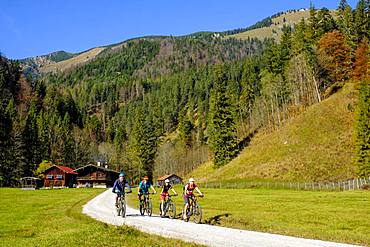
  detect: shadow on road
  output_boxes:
[204,213,231,225]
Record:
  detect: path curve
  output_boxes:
[83,189,360,247]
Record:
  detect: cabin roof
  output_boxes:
[157,174,182,181]
[57,165,78,174]
[73,164,119,174]
[43,165,78,175]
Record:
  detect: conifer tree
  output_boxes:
[355,81,370,177]
[240,58,258,123]
[23,101,41,176]
[0,105,15,186]
[354,0,369,42]
[130,107,157,180]
[208,65,237,167]
[316,8,336,38]
[178,108,193,147]
[337,1,356,51]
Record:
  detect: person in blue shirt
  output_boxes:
[112,172,131,208]
[137,175,156,202]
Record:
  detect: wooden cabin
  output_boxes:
[74,164,119,188]
[43,165,77,188]
[157,174,183,186]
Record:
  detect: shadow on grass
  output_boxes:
[204,213,231,225]
[237,129,259,153]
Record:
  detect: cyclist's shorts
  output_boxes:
[160,192,168,200]
[183,194,192,204]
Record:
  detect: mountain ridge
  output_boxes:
[19,8,320,76]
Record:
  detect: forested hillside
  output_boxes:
[1,0,369,186]
[190,83,358,182]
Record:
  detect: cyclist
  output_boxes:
[183,178,203,220]
[112,172,132,208]
[137,176,157,203]
[160,178,178,216]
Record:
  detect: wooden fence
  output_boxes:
[201,177,370,191]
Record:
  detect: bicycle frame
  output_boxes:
[140,192,154,216]
[183,194,203,223]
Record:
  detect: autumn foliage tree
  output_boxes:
[317,31,351,84]
[353,40,370,80]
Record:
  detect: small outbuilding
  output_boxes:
[43,165,78,188]
[157,174,183,186]
[20,177,42,190]
[74,164,119,188]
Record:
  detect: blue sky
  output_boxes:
[0,0,358,59]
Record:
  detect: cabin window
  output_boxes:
[56,175,63,179]
[46,175,53,179]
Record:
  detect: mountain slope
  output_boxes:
[190,83,357,183]
[40,47,105,73]
[227,9,311,41]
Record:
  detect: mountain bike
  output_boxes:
[139,193,154,216]
[183,194,203,223]
[159,194,177,219]
[116,191,131,217]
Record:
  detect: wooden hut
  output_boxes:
[157,174,183,186]
[43,165,77,188]
[74,164,119,188]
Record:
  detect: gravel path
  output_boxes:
[83,189,360,247]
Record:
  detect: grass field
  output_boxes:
[127,186,370,246]
[190,83,357,183]
[0,188,197,247]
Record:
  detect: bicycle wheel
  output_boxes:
[183,206,190,222]
[121,199,126,218]
[147,200,152,216]
[159,202,166,217]
[116,203,121,216]
[139,201,145,216]
[192,204,202,224]
[168,202,176,219]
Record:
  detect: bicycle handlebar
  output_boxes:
[138,192,156,195]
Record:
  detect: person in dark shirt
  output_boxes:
[160,179,178,216]
[112,172,131,207]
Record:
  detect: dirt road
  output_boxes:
[83,189,360,247]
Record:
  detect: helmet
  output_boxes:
[119,172,125,177]
[164,179,170,183]
[143,176,149,180]
[189,178,195,182]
